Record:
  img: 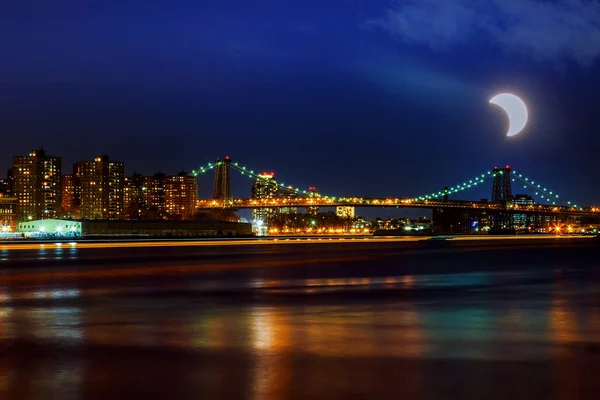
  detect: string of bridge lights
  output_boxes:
[411,170,500,201]
[192,161,333,199]
[192,160,581,209]
[511,170,580,209]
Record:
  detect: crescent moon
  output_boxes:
[489,93,528,136]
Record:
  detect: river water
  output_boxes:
[1,237,599,399]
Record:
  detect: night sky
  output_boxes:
[2,0,600,208]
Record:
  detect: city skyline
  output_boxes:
[2,1,600,206]
[1,146,594,209]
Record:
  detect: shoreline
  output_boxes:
[0,233,597,250]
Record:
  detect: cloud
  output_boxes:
[368,0,600,67]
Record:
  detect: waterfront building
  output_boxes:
[12,148,61,221]
[75,155,124,220]
[164,171,198,220]
[124,173,145,208]
[513,194,536,230]
[124,173,147,219]
[16,219,251,238]
[0,179,9,196]
[278,186,299,214]
[143,172,166,218]
[251,172,278,224]
[0,196,17,232]
[61,173,80,219]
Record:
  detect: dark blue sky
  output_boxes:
[1,0,600,206]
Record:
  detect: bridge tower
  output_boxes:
[490,166,514,233]
[492,166,513,203]
[213,157,233,206]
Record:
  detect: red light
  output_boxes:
[225,156,230,159]
[505,165,510,168]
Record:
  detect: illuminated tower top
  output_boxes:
[252,172,277,199]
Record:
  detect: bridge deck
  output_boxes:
[197,198,599,217]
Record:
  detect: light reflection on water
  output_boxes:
[250,269,556,294]
[0,269,598,397]
[0,290,599,398]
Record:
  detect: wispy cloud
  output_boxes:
[368,0,600,67]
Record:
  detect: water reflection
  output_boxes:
[250,306,291,400]
[0,267,598,398]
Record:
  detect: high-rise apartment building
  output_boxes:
[164,171,198,220]
[124,173,144,207]
[0,179,9,196]
[144,172,166,218]
[75,155,124,220]
[251,172,278,222]
[278,186,299,214]
[124,173,146,219]
[12,148,61,221]
[61,173,80,218]
[6,168,14,196]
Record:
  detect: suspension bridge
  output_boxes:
[192,157,600,219]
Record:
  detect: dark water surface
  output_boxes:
[1,237,600,399]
